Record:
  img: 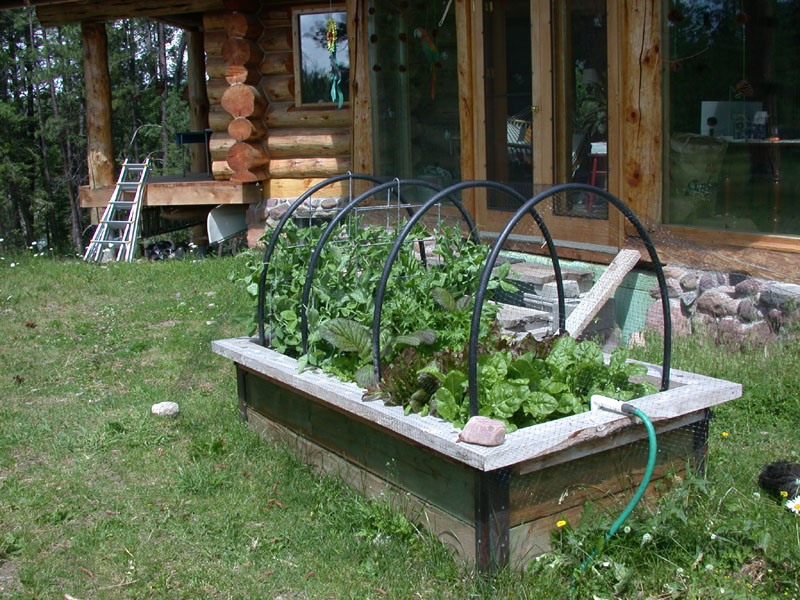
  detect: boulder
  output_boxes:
[696,290,738,317]
[734,279,763,298]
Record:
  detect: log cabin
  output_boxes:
[2,0,799,283]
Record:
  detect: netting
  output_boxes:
[248,172,753,568]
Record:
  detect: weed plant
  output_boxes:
[0,254,798,598]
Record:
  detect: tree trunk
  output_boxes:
[81,21,116,189]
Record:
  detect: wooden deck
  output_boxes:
[79,175,260,209]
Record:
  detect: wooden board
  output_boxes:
[262,177,350,200]
[144,180,260,206]
[36,0,221,27]
[265,102,351,129]
[268,156,352,178]
[246,408,476,563]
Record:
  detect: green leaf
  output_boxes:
[573,340,604,366]
[522,391,558,418]
[354,364,377,388]
[431,287,457,312]
[319,318,372,357]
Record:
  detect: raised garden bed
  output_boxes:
[212,336,741,570]
[217,178,743,570]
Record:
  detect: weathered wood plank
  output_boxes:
[37,0,220,27]
[144,180,259,205]
[210,338,742,472]
[246,408,476,563]
[566,249,641,338]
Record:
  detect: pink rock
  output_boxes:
[457,416,506,447]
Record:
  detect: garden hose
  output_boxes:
[573,398,658,583]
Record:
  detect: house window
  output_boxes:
[292,6,349,107]
[663,0,800,236]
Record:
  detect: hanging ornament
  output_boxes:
[414,27,439,101]
[327,17,344,109]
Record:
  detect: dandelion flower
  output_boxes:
[786,497,800,514]
[721,431,729,437]
[781,490,789,498]
[556,520,567,528]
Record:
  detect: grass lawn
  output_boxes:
[0,253,798,599]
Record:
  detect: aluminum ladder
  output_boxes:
[84,159,150,262]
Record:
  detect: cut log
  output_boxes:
[259,51,293,76]
[231,168,268,182]
[259,26,292,52]
[206,55,226,79]
[260,75,294,103]
[222,37,263,68]
[221,84,267,118]
[261,7,291,26]
[206,78,228,104]
[565,249,642,338]
[267,128,351,158]
[212,159,235,180]
[225,12,263,39]
[209,132,236,160]
[209,105,233,132]
[263,177,350,200]
[228,117,267,142]
[268,156,352,178]
[202,10,228,32]
[204,30,227,56]
[225,64,261,85]
[265,101,351,129]
[227,141,270,171]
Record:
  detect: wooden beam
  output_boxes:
[349,0,372,174]
[37,0,222,27]
[187,30,210,174]
[267,128,351,158]
[268,156,352,178]
[619,0,662,228]
[265,101,350,129]
[144,180,260,206]
[82,21,115,189]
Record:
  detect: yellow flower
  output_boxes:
[556,520,567,528]
[781,490,789,498]
[721,432,729,437]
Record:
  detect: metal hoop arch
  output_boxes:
[467,182,672,417]
[372,179,564,381]
[257,173,385,346]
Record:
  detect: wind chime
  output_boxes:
[326,16,344,109]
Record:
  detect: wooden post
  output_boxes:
[188,30,210,173]
[81,21,116,189]
[475,468,510,572]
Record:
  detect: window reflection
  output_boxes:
[664,0,800,235]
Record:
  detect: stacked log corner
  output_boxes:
[204,4,353,247]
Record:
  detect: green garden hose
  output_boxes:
[574,399,658,583]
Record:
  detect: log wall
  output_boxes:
[205,2,353,246]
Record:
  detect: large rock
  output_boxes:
[760,282,800,310]
[680,272,699,291]
[737,298,760,323]
[696,290,738,317]
[734,279,763,298]
[649,278,682,299]
[457,416,505,446]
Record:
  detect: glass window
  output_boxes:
[293,7,349,107]
[663,0,800,235]
[368,0,461,187]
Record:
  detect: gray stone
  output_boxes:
[680,291,697,312]
[540,280,581,299]
[760,282,800,310]
[699,273,716,293]
[680,273,699,291]
[321,197,341,209]
[645,298,691,336]
[696,290,738,317]
[151,401,179,417]
[650,279,682,299]
[457,416,505,446]
[269,204,288,219]
[737,298,760,323]
[734,279,763,298]
[710,318,775,345]
[716,272,729,285]
[663,265,687,280]
[716,285,736,297]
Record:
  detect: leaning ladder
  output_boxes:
[84,159,150,262]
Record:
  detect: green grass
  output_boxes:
[0,253,798,599]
